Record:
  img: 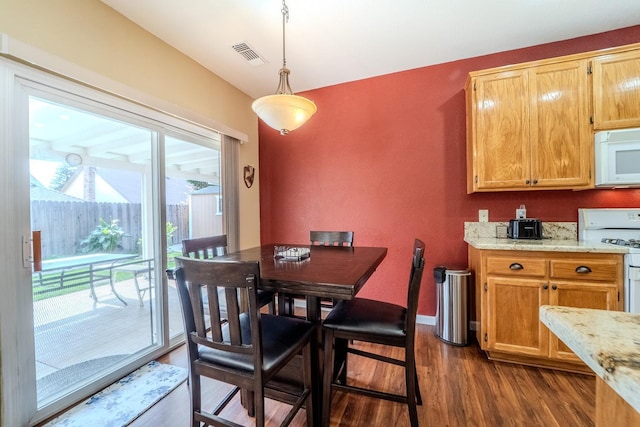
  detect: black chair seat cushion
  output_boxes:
[323,298,407,339]
[257,289,276,307]
[198,313,314,374]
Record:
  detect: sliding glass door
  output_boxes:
[29,95,161,408]
[164,135,222,344]
[0,58,229,425]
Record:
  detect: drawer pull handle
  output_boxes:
[575,266,592,274]
[509,263,524,270]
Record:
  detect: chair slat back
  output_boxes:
[310,231,354,247]
[174,256,261,358]
[205,285,224,342]
[406,239,426,337]
[182,235,228,259]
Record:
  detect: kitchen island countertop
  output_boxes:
[539,306,640,415]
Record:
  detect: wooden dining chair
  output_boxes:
[174,256,315,427]
[181,234,228,259]
[278,231,354,317]
[310,231,354,247]
[321,238,425,427]
[181,235,276,313]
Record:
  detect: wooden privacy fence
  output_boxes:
[31,201,189,259]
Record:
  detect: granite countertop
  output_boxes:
[464,237,629,253]
[540,306,640,413]
[464,221,628,253]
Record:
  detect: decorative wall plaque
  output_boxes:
[244,165,255,188]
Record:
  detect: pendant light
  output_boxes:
[251,0,317,135]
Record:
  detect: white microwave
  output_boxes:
[595,128,640,188]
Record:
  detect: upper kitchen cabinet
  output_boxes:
[466,59,592,193]
[530,61,592,190]
[592,49,640,130]
[466,42,640,193]
[466,70,530,191]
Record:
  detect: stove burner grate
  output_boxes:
[601,238,640,248]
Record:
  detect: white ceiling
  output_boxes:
[101,0,640,99]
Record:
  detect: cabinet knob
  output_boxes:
[552,284,558,290]
[575,265,592,274]
[509,263,524,270]
[525,179,530,185]
[543,284,549,290]
[533,179,538,184]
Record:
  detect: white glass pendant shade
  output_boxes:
[252,94,317,135]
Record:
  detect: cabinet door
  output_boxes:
[471,70,531,190]
[593,50,640,130]
[486,276,549,357]
[529,60,592,189]
[547,281,619,362]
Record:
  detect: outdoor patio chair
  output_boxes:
[109,258,154,306]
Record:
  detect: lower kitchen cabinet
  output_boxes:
[469,247,623,372]
[486,276,549,358]
[549,280,618,362]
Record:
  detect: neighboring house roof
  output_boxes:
[191,185,221,195]
[61,167,195,204]
[30,176,84,202]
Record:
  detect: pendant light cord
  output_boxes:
[281,0,289,69]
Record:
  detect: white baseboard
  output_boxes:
[417,315,478,332]
[416,314,435,325]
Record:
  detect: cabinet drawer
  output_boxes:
[549,259,620,281]
[486,257,547,277]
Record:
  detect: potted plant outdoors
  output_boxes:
[81,218,125,253]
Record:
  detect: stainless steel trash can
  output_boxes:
[434,266,471,346]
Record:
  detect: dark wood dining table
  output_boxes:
[218,243,388,424]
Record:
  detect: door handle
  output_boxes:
[28,231,42,271]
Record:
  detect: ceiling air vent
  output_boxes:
[232,42,266,67]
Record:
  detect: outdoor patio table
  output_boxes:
[36,253,138,305]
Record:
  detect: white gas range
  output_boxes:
[578,208,640,313]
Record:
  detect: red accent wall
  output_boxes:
[259,26,640,316]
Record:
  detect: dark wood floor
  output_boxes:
[130,324,595,426]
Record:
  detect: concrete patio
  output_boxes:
[33,277,184,403]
